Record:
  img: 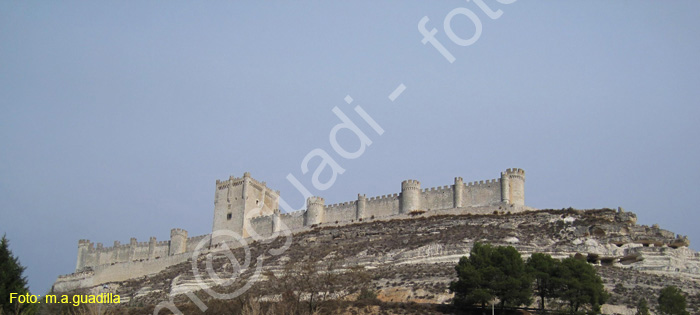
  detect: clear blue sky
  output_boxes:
[1,1,699,293]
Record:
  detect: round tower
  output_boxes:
[400,180,422,214]
[356,194,367,220]
[76,239,90,271]
[453,177,464,208]
[128,237,138,261]
[304,196,325,226]
[242,171,251,199]
[148,236,157,259]
[272,208,281,234]
[504,168,525,206]
[169,228,188,256]
[500,171,510,204]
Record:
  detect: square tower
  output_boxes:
[212,172,280,238]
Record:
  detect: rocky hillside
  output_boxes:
[72,208,700,314]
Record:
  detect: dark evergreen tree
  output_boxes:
[450,243,494,308]
[449,242,532,311]
[526,253,559,311]
[635,297,650,315]
[0,235,30,314]
[657,286,689,315]
[555,257,609,314]
[489,245,532,309]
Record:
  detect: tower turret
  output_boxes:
[148,236,157,259]
[356,194,367,220]
[500,171,510,204]
[304,196,325,226]
[242,172,251,200]
[272,209,281,234]
[128,237,137,261]
[454,177,464,208]
[111,241,119,262]
[400,180,422,214]
[76,239,90,271]
[502,168,525,206]
[169,228,188,256]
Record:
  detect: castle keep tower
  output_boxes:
[501,168,525,206]
[304,196,325,226]
[400,180,422,213]
[212,172,280,238]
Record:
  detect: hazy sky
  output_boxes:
[1,2,699,293]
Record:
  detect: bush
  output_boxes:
[357,288,378,301]
[657,286,689,315]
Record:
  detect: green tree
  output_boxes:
[635,297,650,315]
[555,257,609,314]
[489,245,532,309]
[449,243,532,310]
[450,254,493,308]
[526,253,560,312]
[657,286,689,315]
[0,235,31,315]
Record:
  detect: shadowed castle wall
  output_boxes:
[280,211,304,231]
[364,194,400,218]
[463,180,502,206]
[249,215,274,237]
[325,201,357,222]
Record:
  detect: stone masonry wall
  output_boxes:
[71,169,524,274]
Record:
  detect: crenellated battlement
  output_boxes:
[78,230,194,257]
[185,234,208,251]
[307,196,325,206]
[505,168,525,174]
[216,176,244,189]
[422,185,453,193]
[326,200,357,209]
[248,176,278,195]
[215,172,281,195]
[504,168,525,179]
[466,178,500,186]
[401,180,421,190]
[280,210,304,218]
[366,193,399,202]
[249,214,273,223]
[170,228,187,237]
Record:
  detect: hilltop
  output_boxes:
[54,208,700,314]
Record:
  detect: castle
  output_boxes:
[60,168,527,290]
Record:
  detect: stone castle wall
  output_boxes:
[69,168,525,274]
[74,231,207,272]
[251,168,525,237]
